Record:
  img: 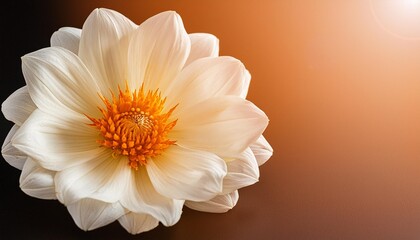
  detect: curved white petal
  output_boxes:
[55,154,131,205]
[67,198,126,231]
[222,148,259,194]
[50,27,82,54]
[12,109,102,171]
[185,33,219,66]
[79,8,136,95]
[147,145,227,202]
[165,56,248,111]
[2,86,36,126]
[19,158,56,199]
[251,135,273,166]
[172,96,268,156]
[2,125,27,170]
[22,47,102,118]
[127,11,190,91]
[121,167,184,227]
[118,212,159,235]
[185,190,239,213]
[240,69,251,99]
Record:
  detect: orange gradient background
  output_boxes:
[2,0,420,239]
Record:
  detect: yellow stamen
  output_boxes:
[86,83,177,170]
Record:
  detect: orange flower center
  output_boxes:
[86,84,177,170]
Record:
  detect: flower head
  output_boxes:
[1,8,272,234]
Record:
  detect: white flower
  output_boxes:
[1,8,272,234]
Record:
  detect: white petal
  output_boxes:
[12,109,102,171]
[128,11,190,91]
[147,145,227,202]
[250,135,273,166]
[222,148,259,194]
[240,69,251,99]
[121,167,184,227]
[50,27,82,54]
[2,125,27,170]
[2,86,36,126]
[67,198,126,231]
[165,56,249,111]
[19,158,56,199]
[118,212,159,235]
[55,154,131,205]
[79,8,136,95]
[185,33,219,66]
[22,47,102,118]
[172,96,269,156]
[185,191,239,213]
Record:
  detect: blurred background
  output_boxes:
[2,0,420,239]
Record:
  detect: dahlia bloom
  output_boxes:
[1,8,273,234]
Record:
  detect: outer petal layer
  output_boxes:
[2,86,36,126]
[185,191,239,213]
[222,147,259,194]
[67,198,126,231]
[22,47,102,117]
[55,154,130,205]
[20,158,56,199]
[2,125,27,170]
[165,56,248,111]
[147,145,226,202]
[79,8,136,95]
[118,212,159,235]
[121,167,184,227]
[240,69,251,99]
[50,27,82,54]
[185,33,219,66]
[12,109,102,171]
[250,135,273,166]
[172,96,269,156]
[128,11,190,91]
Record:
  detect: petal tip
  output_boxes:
[96,7,115,15]
[157,10,182,22]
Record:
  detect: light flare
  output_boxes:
[404,0,420,8]
[370,0,420,40]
